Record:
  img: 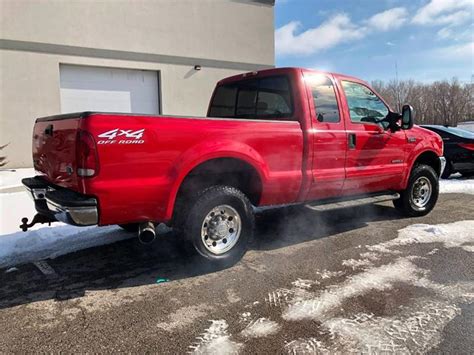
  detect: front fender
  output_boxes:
[401,126,443,189]
[164,140,269,220]
[402,148,442,189]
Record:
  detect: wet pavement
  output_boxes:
[0,193,473,353]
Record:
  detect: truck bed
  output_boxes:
[33,111,305,225]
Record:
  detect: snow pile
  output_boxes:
[0,191,37,235]
[0,183,134,268]
[0,168,35,192]
[439,178,474,195]
[0,225,132,268]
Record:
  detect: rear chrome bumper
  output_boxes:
[46,198,98,226]
[439,156,446,177]
[22,176,98,226]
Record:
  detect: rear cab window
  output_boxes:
[208,75,294,120]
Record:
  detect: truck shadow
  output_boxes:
[0,203,402,310]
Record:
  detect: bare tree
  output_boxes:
[371,78,473,126]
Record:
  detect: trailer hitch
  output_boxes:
[20,213,57,232]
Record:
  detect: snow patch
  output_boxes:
[0,225,132,268]
[239,312,251,323]
[323,299,461,353]
[367,220,474,254]
[266,284,313,308]
[291,278,318,289]
[241,318,280,338]
[190,320,241,355]
[156,304,212,331]
[341,258,373,270]
[359,251,380,261]
[316,270,345,280]
[440,178,474,195]
[285,337,331,354]
[283,259,421,321]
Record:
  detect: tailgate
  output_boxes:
[33,113,83,189]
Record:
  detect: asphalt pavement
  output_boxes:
[0,193,473,353]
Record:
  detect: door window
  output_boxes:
[309,75,340,123]
[342,81,388,125]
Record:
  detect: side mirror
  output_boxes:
[401,105,414,130]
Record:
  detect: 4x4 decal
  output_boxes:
[97,129,145,144]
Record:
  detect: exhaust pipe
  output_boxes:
[138,221,156,244]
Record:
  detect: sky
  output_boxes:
[275,0,473,83]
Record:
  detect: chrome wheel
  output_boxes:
[410,176,432,210]
[201,204,241,255]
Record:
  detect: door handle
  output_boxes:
[348,133,356,149]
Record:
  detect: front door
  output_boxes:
[337,78,406,195]
[305,73,347,200]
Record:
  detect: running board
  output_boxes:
[305,193,400,212]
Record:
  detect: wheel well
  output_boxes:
[413,151,441,176]
[175,158,263,207]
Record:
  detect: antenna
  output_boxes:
[395,61,401,112]
[395,61,399,83]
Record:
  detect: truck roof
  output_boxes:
[217,67,365,86]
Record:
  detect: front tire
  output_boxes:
[181,185,254,268]
[393,164,439,217]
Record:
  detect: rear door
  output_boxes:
[304,72,347,200]
[337,77,406,195]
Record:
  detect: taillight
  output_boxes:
[76,130,98,177]
[458,143,474,151]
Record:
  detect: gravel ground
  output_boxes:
[0,193,473,353]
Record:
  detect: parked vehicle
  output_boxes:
[421,125,474,178]
[22,68,445,267]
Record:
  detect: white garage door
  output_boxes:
[59,64,160,114]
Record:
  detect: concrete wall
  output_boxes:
[0,0,274,167]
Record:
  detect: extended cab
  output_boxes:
[22,68,445,266]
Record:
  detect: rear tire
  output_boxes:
[393,164,439,217]
[179,185,254,268]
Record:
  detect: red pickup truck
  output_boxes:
[22,67,445,266]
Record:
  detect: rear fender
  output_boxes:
[164,140,269,220]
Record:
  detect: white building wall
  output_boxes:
[0,0,274,167]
